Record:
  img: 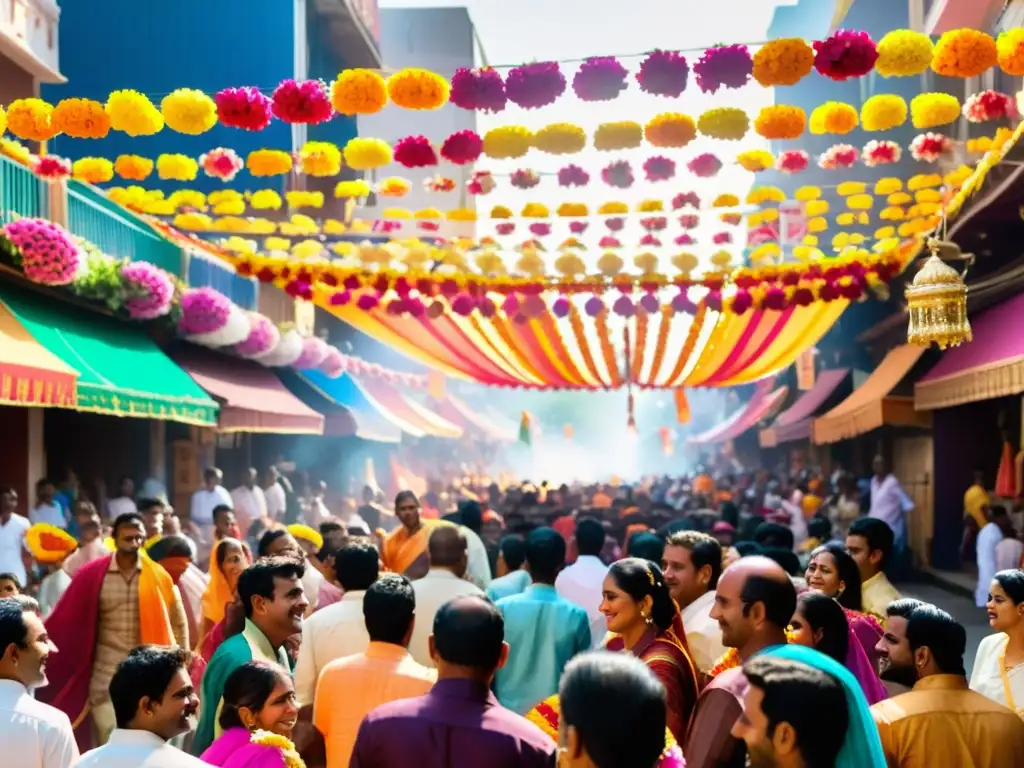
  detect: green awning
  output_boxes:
[0,287,218,426]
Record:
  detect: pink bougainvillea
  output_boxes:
[121,261,174,320]
[4,218,82,286]
[179,287,232,336]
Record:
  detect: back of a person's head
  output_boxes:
[334,537,380,592]
[666,530,723,589]
[498,534,526,571]
[885,597,925,623]
[427,523,467,568]
[754,522,795,551]
[432,595,504,672]
[237,556,304,618]
[796,592,849,664]
[560,651,666,768]
[743,656,848,768]
[741,572,797,629]
[109,645,190,728]
[364,573,415,645]
[906,604,966,676]
[458,499,483,532]
[627,531,664,566]
[734,541,763,557]
[257,528,290,558]
[147,534,196,563]
[806,517,832,542]
[848,517,894,563]
[525,526,566,582]
[575,517,605,557]
[762,546,801,576]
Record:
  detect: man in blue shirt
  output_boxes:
[494,527,591,714]
[486,535,531,602]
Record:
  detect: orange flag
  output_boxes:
[674,389,691,424]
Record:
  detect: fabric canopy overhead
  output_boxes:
[688,380,788,445]
[915,293,1024,411]
[297,369,402,443]
[0,288,217,426]
[813,345,931,445]
[760,368,851,448]
[358,376,463,439]
[435,394,515,441]
[0,300,78,407]
[176,349,324,434]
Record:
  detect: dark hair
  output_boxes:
[216,538,245,570]
[809,543,863,612]
[364,574,415,644]
[213,505,234,524]
[257,528,290,558]
[319,520,344,537]
[147,535,197,562]
[0,573,20,588]
[754,522,794,551]
[608,558,677,633]
[847,517,894,566]
[112,512,146,537]
[525,527,567,583]
[741,574,797,629]
[458,500,483,533]
[795,592,850,664]
[906,604,966,676]
[433,595,504,670]
[665,530,723,589]
[763,547,801,577]
[395,490,418,508]
[992,506,1009,520]
[237,557,305,619]
[204,467,222,482]
[0,596,39,650]
[575,518,605,557]
[560,652,666,768]
[993,570,1024,604]
[498,535,526,571]
[136,498,164,515]
[628,532,665,566]
[806,517,832,542]
[219,660,289,731]
[743,656,848,768]
[734,541,763,557]
[334,538,380,591]
[886,598,925,622]
[109,645,191,729]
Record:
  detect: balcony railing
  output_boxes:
[0,154,49,223]
[186,247,258,310]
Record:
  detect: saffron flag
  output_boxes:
[519,411,532,446]
[674,389,691,424]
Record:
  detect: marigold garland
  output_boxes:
[697,107,749,141]
[285,191,324,209]
[6,98,56,142]
[483,126,533,159]
[299,141,342,176]
[809,102,858,135]
[0,106,6,138]
[860,94,907,131]
[156,154,198,181]
[510,169,540,190]
[874,30,933,77]
[114,154,153,181]
[693,44,753,93]
[754,105,806,140]
[71,157,114,184]
[105,90,164,136]
[910,92,960,129]
[334,180,371,198]
[814,30,878,81]
[997,30,1024,75]
[387,68,450,110]
[862,140,901,167]
[644,113,697,148]
[736,149,774,172]
[533,123,587,155]
[449,67,507,112]
[249,189,283,210]
[394,135,438,168]
[247,149,292,177]
[932,29,998,78]
[343,137,393,170]
[52,98,110,139]
[593,121,643,151]
[161,89,218,135]
[331,69,388,115]
[752,38,815,86]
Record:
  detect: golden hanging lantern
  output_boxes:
[905,238,972,349]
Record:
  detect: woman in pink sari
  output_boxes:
[790,591,887,704]
[805,543,884,663]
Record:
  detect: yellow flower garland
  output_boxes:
[874,30,933,77]
[334,180,371,198]
[997,29,1024,75]
[752,38,815,86]
[0,106,7,138]
[593,121,643,151]
[736,150,774,172]
[808,102,858,135]
[249,190,283,210]
[860,94,908,131]
[343,137,392,170]
[156,153,198,181]
[754,105,806,140]
[247,149,293,177]
[910,92,960,129]
[72,157,114,184]
[377,177,411,197]
[299,141,342,176]
[386,68,450,110]
[532,123,587,155]
[331,69,389,115]
[161,89,218,135]
[285,191,324,209]
[697,107,749,141]
[644,113,697,147]
[105,90,164,136]
[483,126,533,159]
[557,202,589,217]
[521,202,550,218]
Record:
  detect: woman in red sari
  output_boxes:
[600,557,699,743]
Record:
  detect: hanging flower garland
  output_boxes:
[593,121,643,151]
[234,312,281,359]
[330,69,388,116]
[693,45,753,93]
[343,137,393,170]
[440,130,483,165]
[505,62,566,109]
[121,261,174,320]
[271,79,333,124]
[467,170,495,195]
[424,175,456,193]
[862,140,901,167]
[33,155,71,181]
[378,176,411,197]
[4,218,82,286]
[814,30,878,81]
[997,30,1024,75]
[910,132,954,162]
[645,113,697,147]
[776,150,809,174]
[105,90,164,136]
[874,30,933,77]
[809,101,858,135]
[962,90,1017,122]
[449,67,507,112]
[533,123,587,154]
[687,153,722,178]
[247,149,292,177]
[72,157,114,184]
[334,180,371,198]
[387,68,450,110]
[932,29,997,78]
[511,169,541,189]
[483,126,533,159]
[697,107,749,140]
[7,98,57,141]
[861,94,908,131]
[910,93,960,129]
[643,156,676,182]
[736,149,774,172]
[200,148,244,182]
[636,50,689,97]
[161,89,218,135]
[573,57,628,101]
[299,140,342,176]
[249,190,282,210]
[558,164,590,187]
[752,38,815,86]
[818,144,858,170]
[214,87,272,131]
[52,98,110,139]
[602,161,634,189]
[114,154,153,181]
[393,135,437,168]
[754,105,806,139]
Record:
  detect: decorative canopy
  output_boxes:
[760,368,851,447]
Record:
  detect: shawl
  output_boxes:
[382,519,442,574]
[201,726,305,768]
[844,608,884,662]
[203,539,248,625]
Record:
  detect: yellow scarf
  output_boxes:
[139,552,176,645]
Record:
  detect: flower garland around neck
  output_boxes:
[251,730,305,768]
[708,629,798,679]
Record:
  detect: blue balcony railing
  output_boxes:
[0,155,50,223]
[186,247,258,310]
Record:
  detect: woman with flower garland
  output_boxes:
[200,660,304,768]
[805,542,884,663]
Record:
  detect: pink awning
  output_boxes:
[358,377,463,439]
[689,380,788,445]
[760,369,851,447]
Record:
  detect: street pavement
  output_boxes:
[896,581,991,675]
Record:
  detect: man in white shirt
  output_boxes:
[106,476,137,521]
[869,455,914,554]
[189,468,232,560]
[0,595,78,767]
[976,506,1014,608]
[555,517,609,645]
[294,538,378,705]
[661,530,726,673]
[409,525,484,667]
[263,466,287,523]
[0,488,30,591]
[455,500,493,590]
[230,467,267,540]
[30,479,67,529]
[75,645,205,767]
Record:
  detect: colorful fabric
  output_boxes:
[25,523,77,564]
[202,539,246,626]
[381,519,442,575]
[997,441,1017,498]
[286,524,323,550]
[964,484,991,530]
[845,608,884,663]
[201,727,304,768]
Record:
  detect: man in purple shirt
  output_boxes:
[350,594,557,767]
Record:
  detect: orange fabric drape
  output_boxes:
[139,554,177,645]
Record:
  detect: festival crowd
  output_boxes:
[2,458,1024,767]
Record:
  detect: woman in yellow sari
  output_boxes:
[197,537,251,659]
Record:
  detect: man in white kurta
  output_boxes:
[976,511,1007,607]
[869,456,914,553]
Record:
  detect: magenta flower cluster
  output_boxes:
[505,62,566,109]
[813,30,878,81]
[121,261,173,320]
[179,287,232,335]
[270,79,334,124]
[215,87,273,131]
[643,156,676,182]
[440,130,483,165]
[4,218,82,286]
[394,135,438,168]
[234,313,280,358]
[636,50,689,97]
[687,154,722,178]
[572,57,629,101]
[693,45,752,93]
[449,67,507,112]
[558,164,590,187]
[292,336,329,370]
[601,160,634,189]
[319,347,345,378]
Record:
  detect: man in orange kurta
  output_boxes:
[380,491,441,579]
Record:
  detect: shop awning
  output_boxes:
[915,293,1024,411]
[296,368,401,443]
[812,345,931,444]
[176,349,324,434]
[689,380,789,445]
[357,376,463,439]
[436,394,516,441]
[760,368,851,448]
[0,301,78,407]
[0,288,218,426]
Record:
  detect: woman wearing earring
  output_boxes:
[805,542,884,663]
[971,569,1024,718]
[200,660,305,767]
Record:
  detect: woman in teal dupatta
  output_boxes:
[760,644,887,768]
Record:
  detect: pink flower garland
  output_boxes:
[558,164,590,187]
[602,160,634,188]
[121,261,174,320]
[467,170,495,195]
[179,287,232,336]
[813,30,878,81]
[440,130,483,165]
[215,87,273,131]
[394,135,438,168]
[643,156,676,181]
[271,79,333,124]
[34,155,71,181]
[572,57,629,101]
[449,67,507,112]
[319,347,345,378]
[636,50,689,97]
[776,150,809,174]
[292,336,329,369]
[234,313,280,358]
[687,154,722,178]
[910,132,953,162]
[200,148,244,182]
[862,140,901,167]
[511,169,540,189]
[505,62,566,109]
[693,45,752,93]
[673,192,701,209]
[818,144,858,170]
[4,218,82,286]
[963,90,1017,122]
